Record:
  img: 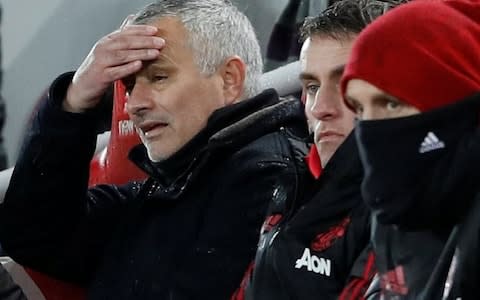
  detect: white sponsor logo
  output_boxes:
[118,120,135,136]
[419,131,445,153]
[295,248,331,276]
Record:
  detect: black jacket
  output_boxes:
[367,198,480,300]
[0,73,308,300]
[366,219,451,299]
[238,133,373,300]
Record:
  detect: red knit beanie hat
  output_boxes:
[341,0,480,112]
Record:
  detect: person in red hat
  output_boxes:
[341,0,480,298]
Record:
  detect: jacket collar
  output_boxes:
[128,89,281,186]
[305,132,363,218]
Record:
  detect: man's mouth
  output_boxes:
[317,130,344,142]
[138,121,168,138]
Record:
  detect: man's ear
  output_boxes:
[220,56,246,104]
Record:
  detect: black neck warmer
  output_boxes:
[356,93,480,230]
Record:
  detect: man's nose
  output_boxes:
[125,81,152,116]
[310,87,338,120]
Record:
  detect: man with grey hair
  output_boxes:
[0,0,307,299]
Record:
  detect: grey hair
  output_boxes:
[133,0,263,99]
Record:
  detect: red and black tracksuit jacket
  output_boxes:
[233,132,375,300]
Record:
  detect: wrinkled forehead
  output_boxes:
[151,17,197,65]
[148,16,189,48]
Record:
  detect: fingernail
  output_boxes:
[148,49,160,56]
[153,37,165,47]
[146,26,158,33]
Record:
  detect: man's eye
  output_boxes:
[122,81,135,94]
[347,98,363,116]
[386,100,401,110]
[153,75,168,82]
[305,84,320,96]
[353,103,363,116]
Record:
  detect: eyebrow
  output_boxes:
[149,54,173,67]
[330,64,345,77]
[299,64,346,81]
[141,53,178,74]
[345,92,400,110]
[371,93,401,105]
[299,72,316,81]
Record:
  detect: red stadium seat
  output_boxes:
[89,80,147,185]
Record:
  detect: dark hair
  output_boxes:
[300,0,408,42]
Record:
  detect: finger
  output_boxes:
[120,14,135,29]
[104,49,160,66]
[104,61,143,83]
[101,35,165,52]
[103,25,160,48]
[119,24,158,35]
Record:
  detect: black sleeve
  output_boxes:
[0,73,137,284]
